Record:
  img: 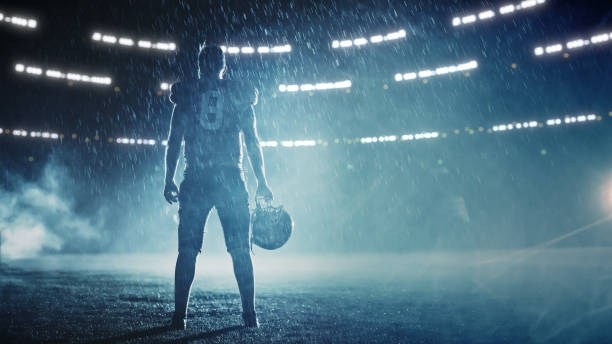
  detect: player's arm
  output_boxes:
[241,96,273,201]
[163,83,187,204]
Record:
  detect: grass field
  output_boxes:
[2,249,612,343]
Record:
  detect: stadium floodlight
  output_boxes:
[340,40,352,47]
[334,80,351,88]
[521,0,537,8]
[293,140,317,147]
[566,39,586,49]
[435,66,450,75]
[462,15,477,24]
[0,12,37,29]
[493,119,540,132]
[383,29,406,41]
[102,35,117,44]
[279,80,351,93]
[478,10,495,20]
[26,66,42,75]
[118,37,134,46]
[332,29,406,49]
[300,84,314,91]
[591,33,610,44]
[138,40,152,48]
[457,60,478,71]
[155,42,174,51]
[271,45,291,53]
[353,37,368,46]
[418,70,434,78]
[15,63,112,86]
[261,141,278,147]
[370,35,383,43]
[452,0,545,27]
[545,44,562,54]
[396,60,477,82]
[10,16,27,26]
[92,32,176,51]
[218,43,288,55]
[46,70,64,78]
[499,4,515,15]
[535,31,611,57]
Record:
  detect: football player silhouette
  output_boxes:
[163,44,273,329]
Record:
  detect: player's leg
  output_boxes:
[217,170,258,327]
[229,248,256,325]
[172,179,212,329]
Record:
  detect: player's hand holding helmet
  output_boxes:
[164,181,179,204]
[255,183,273,201]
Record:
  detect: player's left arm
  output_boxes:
[240,88,273,200]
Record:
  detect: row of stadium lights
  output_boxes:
[394,60,478,82]
[5,1,605,96]
[91,32,176,51]
[534,32,612,56]
[452,0,546,27]
[278,80,352,92]
[160,59,475,92]
[14,63,112,85]
[331,29,406,49]
[160,80,354,93]
[1,113,602,149]
[492,115,597,132]
[0,11,37,29]
[220,44,291,54]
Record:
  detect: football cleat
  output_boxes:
[242,311,260,328]
[169,313,186,330]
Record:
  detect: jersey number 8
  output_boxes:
[198,90,225,131]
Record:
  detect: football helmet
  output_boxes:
[251,201,293,250]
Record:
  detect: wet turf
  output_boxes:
[2,250,612,343]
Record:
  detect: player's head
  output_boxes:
[198,44,226,79]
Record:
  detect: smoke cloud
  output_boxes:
[0,156,106,259]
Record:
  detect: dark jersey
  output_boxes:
[169,79,258,173]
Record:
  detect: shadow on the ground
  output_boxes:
[84,324,243,344]
[160,325,244,343]
[84,325,172,344]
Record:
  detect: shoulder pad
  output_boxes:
[169,81,195,104]
[227,80,258,106]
